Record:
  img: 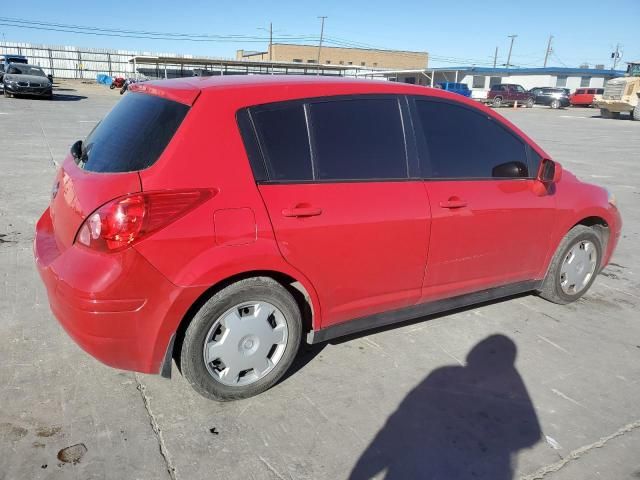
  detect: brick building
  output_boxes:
[237,43,428,70]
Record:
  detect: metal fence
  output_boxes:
[0,41,147,79]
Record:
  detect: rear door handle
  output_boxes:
[282,206,323,217]
[439,198,468,209]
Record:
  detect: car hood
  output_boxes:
[4,74,50,84]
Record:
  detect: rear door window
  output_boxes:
[413,99,528,179]
[308,98,407,180]
[81,93,189,173]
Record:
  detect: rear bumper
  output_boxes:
[595,100,634,113]
[34,208,204,374]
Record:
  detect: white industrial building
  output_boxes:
[359,66,625,99]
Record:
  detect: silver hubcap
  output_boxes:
[203,301,288,387]
[559,240,597,295]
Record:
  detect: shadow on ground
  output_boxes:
[349,334,541,480]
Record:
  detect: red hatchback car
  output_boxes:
[34,76,621,401]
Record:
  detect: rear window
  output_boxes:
[80,93,189,173]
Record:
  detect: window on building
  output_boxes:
[472,76,486,89]
[251,104,313,181]
[360,62,366,66]
[414,100,528,179]
[404,77,416,84]
[556,75,568,87]
[307,59,317,63]
[325,60,331,64]
[292,59,303,63]
[580,76,591,87]
[339,60,344,65]
[489,76,502,87]
[373,62,378,67]
[308,98,407,180]
[347,61,353,65]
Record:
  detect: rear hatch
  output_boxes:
[49,90,194,251]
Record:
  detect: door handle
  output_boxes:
[282,206,323,217]
[439,198,468,209]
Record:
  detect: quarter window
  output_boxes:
[414,100,528,179]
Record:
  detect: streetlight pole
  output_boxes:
[493,46,498,68]
[543,35,553,67]
[506,34,517,68]
[316,16,327,75]
[269,22,273,61]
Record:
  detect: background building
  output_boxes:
[237,44,428,70]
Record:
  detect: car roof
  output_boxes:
[130,75,469,107]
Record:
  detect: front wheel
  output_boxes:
[526,98,534,108]
[181,277,302,401]
[538,225,603,304]
[632,105,640,121]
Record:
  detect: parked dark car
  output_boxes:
[485,84,534,108]
[3,63,53,99]
[436,82,472,97]
[530,87,570,109]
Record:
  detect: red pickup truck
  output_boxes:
[486,83,534,108]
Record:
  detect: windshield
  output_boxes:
[7,65,46,76]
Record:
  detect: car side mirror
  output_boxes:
[70,140,83,161]
[537,158,562,183]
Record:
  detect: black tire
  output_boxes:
[180,277,302,401]
[492,96,503,108]
[109,84,116,89]
[3,89,10,98]
[538,225,603,305]
[632,105,640,121]
[550,99,560,109]
[600,108,612,119]
[120,85,127,95]
[526,98,534,108]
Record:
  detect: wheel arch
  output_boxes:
[171,269,319,373]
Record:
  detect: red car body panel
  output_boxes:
[34,76,622,375]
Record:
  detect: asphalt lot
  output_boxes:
[1,80,639,480]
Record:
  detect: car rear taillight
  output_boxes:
[75,189,214,252]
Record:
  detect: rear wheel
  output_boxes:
[181,277,302,401]
[492,96,503,108]
[538,225,602,304]
[550,99,560,109]
[600,108,612,118]
[526,98,534,108]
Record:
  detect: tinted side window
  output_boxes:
[308,98,407,180]
[414,100,528,179]
[251,104,312,181]
[82,93,188,173]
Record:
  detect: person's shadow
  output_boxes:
[349,335,541,480]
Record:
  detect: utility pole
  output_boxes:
[506,34,517,68]
[493,46,498,68]
[543,35,553,67]
[612,43,621,70]
[316,16,327,75]
[269,22,273,61]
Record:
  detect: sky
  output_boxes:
[1,0,639,69]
